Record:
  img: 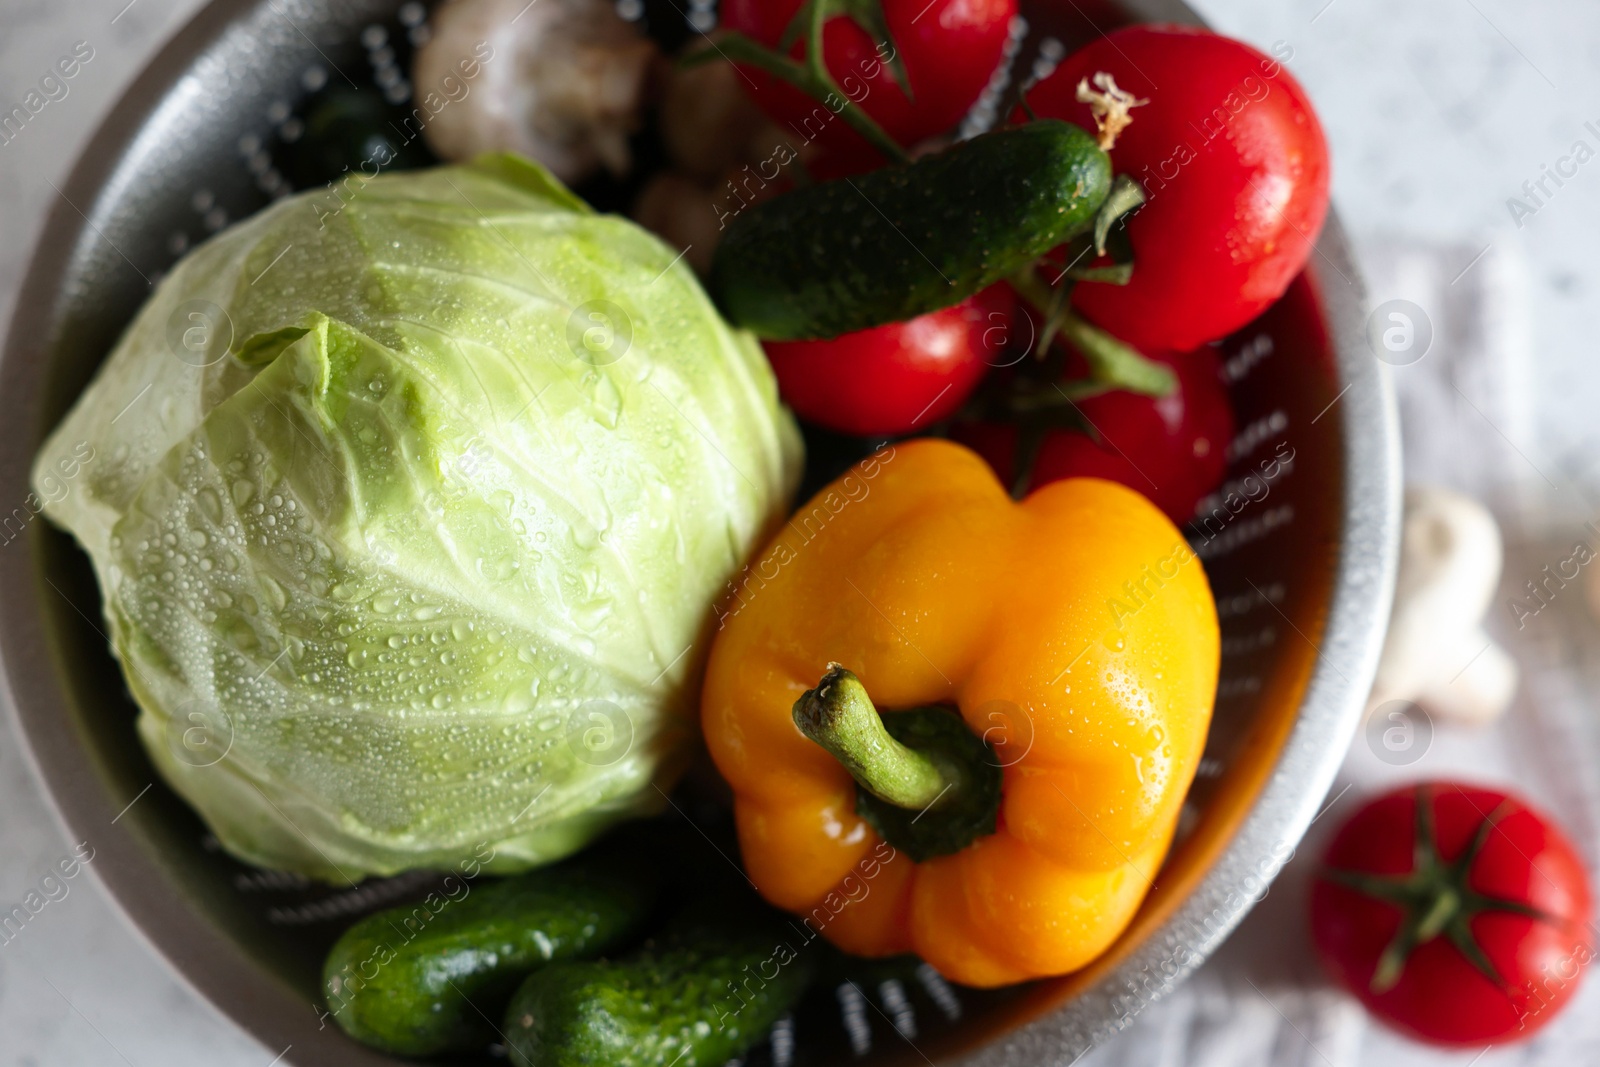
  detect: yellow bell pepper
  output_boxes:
[701,438,1219,986]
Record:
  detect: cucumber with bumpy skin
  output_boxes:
[504,909,815,1067]
[323,857,657,1056]
[710,120,1112,341]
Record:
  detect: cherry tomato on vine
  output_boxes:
[722,0,1016,169]
[1023,25,1330,351]
[953,346,1233,523]
[1311,782,1592,1046]
[765,286,1015,437]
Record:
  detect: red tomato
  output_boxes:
[1024,26,1330,351]
[953,346,1233,523]
[1311,782,1592,1046]
[765,286,1015,437]
[722,0,1016,168]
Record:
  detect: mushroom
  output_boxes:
[414,0,658,184]
[634,53,819,275]
[631,156,796,277]
[631,172,723,276]
[1367,486,1517,725]
[658,54,780,182]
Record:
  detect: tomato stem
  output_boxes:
[1416,886,1460,940]
[1009,267,1176,397]
[685,0,912,166]
[1075,71,1148,151]
[686,35,911,164]
[1093,175,1147,257]
[1323,786,1568,997]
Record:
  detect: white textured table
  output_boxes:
[2,1,1597,1064]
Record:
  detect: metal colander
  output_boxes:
[0,0,1400,1064]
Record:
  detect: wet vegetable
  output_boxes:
[324,854,657,1055]
[505,905,814,1067]
[31,154,801,880]
[702,439,1218,986]
[709,120,1111,340]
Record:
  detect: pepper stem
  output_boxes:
[792,664,961,811]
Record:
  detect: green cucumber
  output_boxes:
[710,119,1112,340]
[504,909,815,1067]
[323,857,657,1056]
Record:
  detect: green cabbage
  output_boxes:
[33,155,801,881]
